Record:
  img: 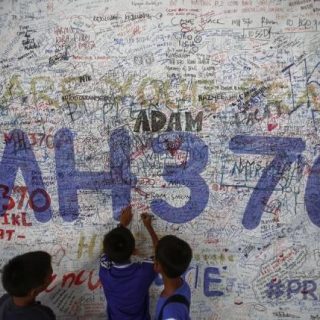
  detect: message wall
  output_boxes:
[0,0,320,319]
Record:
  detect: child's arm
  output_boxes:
[118,205,133,227]
[141,213,158,249]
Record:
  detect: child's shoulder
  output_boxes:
[0,293,10,316]
[131,256,155,272]
[0,295,55,320]
[100,253,113,269]
[31,302,56,320]
[132,255,154,264]
[100,254,154,270]
[0,293,10,305]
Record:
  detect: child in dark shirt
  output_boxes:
[0,250,55,320]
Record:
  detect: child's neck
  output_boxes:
[161,276,183,297]
[13,296,35,307]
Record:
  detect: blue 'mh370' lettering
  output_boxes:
[0,129,319,228]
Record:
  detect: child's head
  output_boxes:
[2,251,52,298]
[155,235,192,278]
[103,226,135,263]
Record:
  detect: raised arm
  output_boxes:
[141,213,158,250]
[118,205,133,227]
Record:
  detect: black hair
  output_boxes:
[156,235,192,278]
[103,226,135,264]
[2,251,52,297]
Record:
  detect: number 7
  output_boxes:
[13,186,27,209]
[229,135,305,229]
[38,133,46,146]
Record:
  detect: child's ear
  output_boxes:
[32,280,50,298]
[29,288,39,299]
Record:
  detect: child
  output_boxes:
[99,206,158,320]
[154,235,192,320]
[0,251,55,320]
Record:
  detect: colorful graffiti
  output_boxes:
[0,0,320,319]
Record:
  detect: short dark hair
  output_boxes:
[2,251,52,297]
[156,235,192,278]
[103,226,135,263]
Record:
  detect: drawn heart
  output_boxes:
[267,123,278,131]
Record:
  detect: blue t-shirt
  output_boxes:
[0,294,56,320]
[99,254,157,320]
[155,279,191,320]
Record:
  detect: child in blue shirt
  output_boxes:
[0,251,55,320]
[154,235,192,320]
[99,206,158,320]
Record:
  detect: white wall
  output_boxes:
[0,0,320,319]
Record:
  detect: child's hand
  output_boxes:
[141,213,153,228]
[141,213,158,248]
[119,205,132,227]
